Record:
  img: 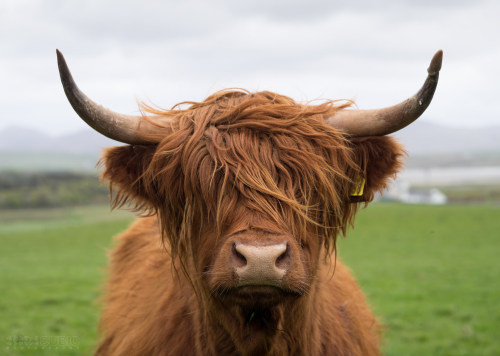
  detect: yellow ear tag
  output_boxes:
[351,175,366,197]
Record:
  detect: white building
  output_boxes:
[379,180,447,205]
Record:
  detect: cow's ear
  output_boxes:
[349,136,405,203]
[99,145,157,209]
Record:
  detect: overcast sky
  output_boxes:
[1,0,498,136]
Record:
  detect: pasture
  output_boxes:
[0,203,498,355]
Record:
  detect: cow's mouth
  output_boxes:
[220,285,301,309]
[212,285,302,345]
[241,306,280,330]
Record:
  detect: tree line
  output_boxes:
[0,171,110,209]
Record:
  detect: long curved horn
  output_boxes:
[326,50,443,136]
[57,49,164,144]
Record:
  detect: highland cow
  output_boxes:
[57,49,442,356]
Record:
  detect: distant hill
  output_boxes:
[392,121,500,155]
[0,127,120,171]
[0,126,119,154]
[1,122,499,171]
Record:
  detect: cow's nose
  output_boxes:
[232,242,290,286]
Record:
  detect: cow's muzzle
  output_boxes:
[231,242,290,288]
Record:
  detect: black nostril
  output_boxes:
[232,243,247,267]
[275,243,289,268]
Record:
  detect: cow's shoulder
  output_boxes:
[316,260,381,355]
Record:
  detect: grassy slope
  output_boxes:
[0,152,98,172]
[0,204,499,355]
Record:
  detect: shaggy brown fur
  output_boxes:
[96,90,404,355]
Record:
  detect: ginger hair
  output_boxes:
[102,89,404,262]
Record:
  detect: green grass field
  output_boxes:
[1,204,499,355]
[0,206,133,355]
[338,204,500,355]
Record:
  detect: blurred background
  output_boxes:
[1,0,499,355]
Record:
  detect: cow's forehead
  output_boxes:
[221,209,288,237]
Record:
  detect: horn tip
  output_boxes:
[56,49,74,87]
[428,50,443,75]
[56,49,63,62]
[56,49,66,67]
